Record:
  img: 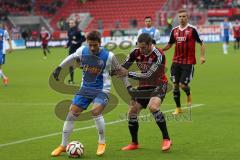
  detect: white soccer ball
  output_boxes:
[66,141,84,158]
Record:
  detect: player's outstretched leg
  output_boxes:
[51,105,80,156]
[43,49,47,59]
[181,84,192,107]
[92,103,107,156]
[68,66,74,84]
[94,114,106,156]
[172,84,182,115]
[149,98,172,151]
[0,67,8,86]
[122,101,141,151]
[121,114,139,150]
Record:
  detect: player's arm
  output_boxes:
[162,29,175,51]
[78,31,86,44]
[65,32,71,48]
[53,46,83,80]
[110,53,131,88]
[153,29,160,44]
[4,30,13,53]
[47,31,51,40]
[193,28,205,64]
[128,53,163,80]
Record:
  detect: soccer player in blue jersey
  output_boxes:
[221,18,232,54]
[51,31,128,157]
[137,16,160,44]
[0,25,13,86]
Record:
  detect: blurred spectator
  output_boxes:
[97,19,103,31]
[21,29,29,44]
[58,17,68,31]
[115,20,120,29]
[166,16,173,34]
[129,18,138,28]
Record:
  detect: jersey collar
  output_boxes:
[179,23,189,31]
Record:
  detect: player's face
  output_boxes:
[69,20,76,28]
[88,40,101,54]
[138,42,152,55]
[145,18,152,28]
[178,12,188,26]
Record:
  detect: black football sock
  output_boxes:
[69,66,74,82]
[128,115,139,144]
[152,110,170,140]
[182,85,191,96]
[173,88,181,107]
[43,50,47,56]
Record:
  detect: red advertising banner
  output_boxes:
[197,25,221,34]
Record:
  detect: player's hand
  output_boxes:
[116,67,128,77]
[200,56,205,64]
[64,44,68,48]
[53,66,62,81]
[127,86,137,98]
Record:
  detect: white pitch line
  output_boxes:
[0,104,204,148]
[0,103,180,106]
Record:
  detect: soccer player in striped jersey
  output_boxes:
[51,31,128,157]
[120,33,172,151]
[233,20,240,51]
[0,24,13,86]
[40,26,51,59]
[163,9,205,115]
[137,16,160,44]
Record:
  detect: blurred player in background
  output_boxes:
[233,20,240,51]
[137,16,160,44]
[163,9,205,115]
[40,26,51,59]
[120,33,172,151]
[220,18,232,54]
[51,31,128,157]
[0,24,13,86]
[65,19,86,84]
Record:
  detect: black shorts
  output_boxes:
[133,83,168,108]
[42,44,48,49]
[170,62,194,85]
[235,37,240,42]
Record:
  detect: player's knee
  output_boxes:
[180,83,187,89]
[148,98,161,113]
[70,106,81,116]
[173,83,179,89]
[148,101,160,113]
[149,105,159,113]
[91,109,101,117]
[128,106,139,115]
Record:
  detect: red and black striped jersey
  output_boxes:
[233,24,240,38]
[168,24,203,64]
[122,46,168,87]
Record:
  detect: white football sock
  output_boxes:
[223,43,228,54]
[0,69,6,79]
[94,114,105,144]
[61,112,78,147]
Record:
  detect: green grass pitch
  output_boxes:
[0,43,240,160]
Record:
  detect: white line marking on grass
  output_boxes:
[0,102,180,106]
[0,104,204,148]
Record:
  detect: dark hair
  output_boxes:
[145,16,152,20]
[137,33,152,45]
[87,30,101,42]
